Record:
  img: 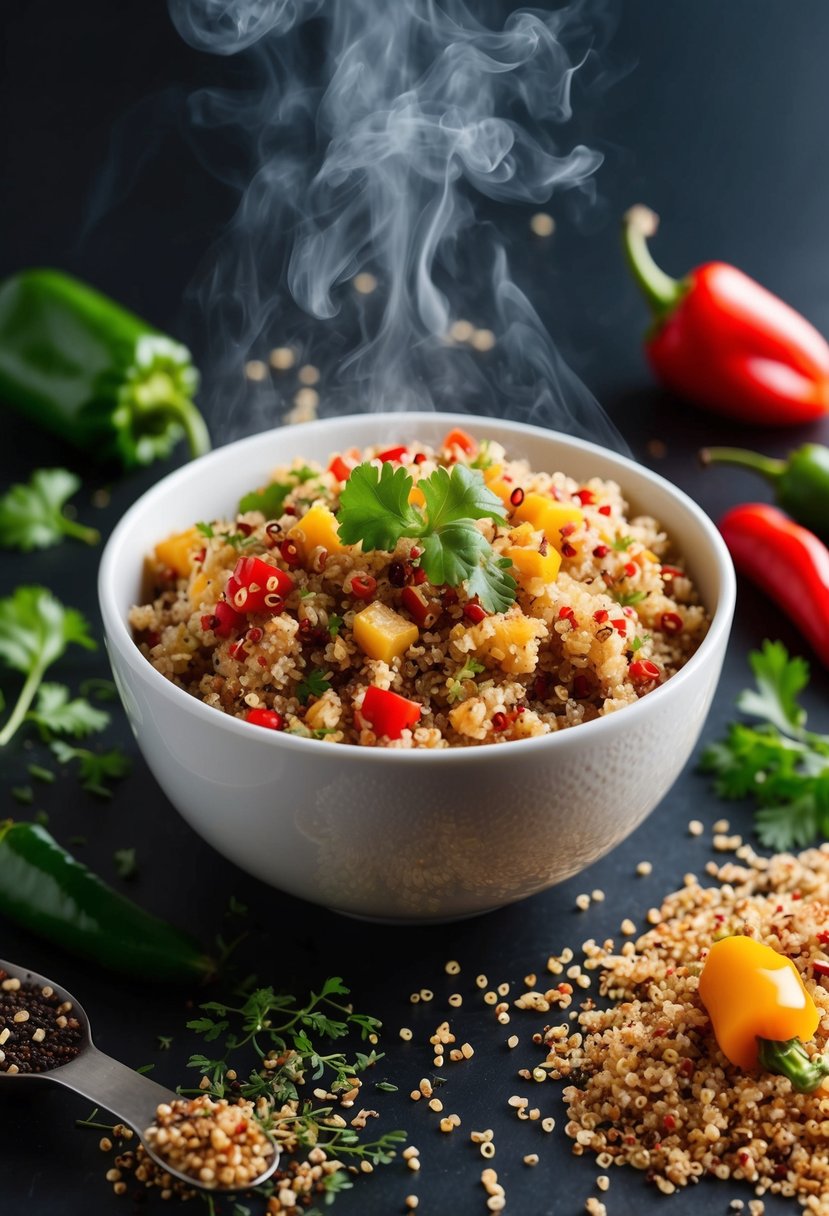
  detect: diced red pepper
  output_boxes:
[574,488,596,505]
[328,454,354,483]
[401,585,442,628]
[226,556,294,614]
[443,427,477,456]
[202,600,244,638]
[376,445,408,463]
[464,601,489,624]
[245,708,284,730]
[359,685,421,739]
[598,504,612,517]
[629,659,661,684]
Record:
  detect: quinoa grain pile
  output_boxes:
[143,1096,274,1190]
[545,844,829,1214]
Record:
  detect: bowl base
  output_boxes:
[327,904,503,925]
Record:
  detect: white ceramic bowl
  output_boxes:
[99,413,735,922]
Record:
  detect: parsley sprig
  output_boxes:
[700,640,829,850]
[337,462,517,613]
[0,469,100,551]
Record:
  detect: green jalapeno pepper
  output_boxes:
[0,821,215,982]
[0,269,210,468]
[702,442,829,537]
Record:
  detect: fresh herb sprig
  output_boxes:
[0,587,96,747]
[51,740,132,797]
[0,469,100,551]
[25,682,110,740]
[700,640,829,850]
[337,462,517,613]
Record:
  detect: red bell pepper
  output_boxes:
[443,427,477,456]
[375,445,408,463]
[623,206,829,426]
[225,556,294,614]
[719,503,829,667]
[359,686,421,739]
[201,600,244,638]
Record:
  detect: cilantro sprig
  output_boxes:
[0,587,96,747]
[337,462,517,613]
[51,740,132,798]
[699,640,829,850]
[0,469,100,551]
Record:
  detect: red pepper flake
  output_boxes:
[558,606,576,623]
[228,641,247,661]
[623,561,638,578]
[560,521,578,538]
[376,445,408,463]
[279,539,302,568]
[817,931,829,945]
[793,891,803,900]
[509,487,525,507]
[464,601,489,624]
[812,960,829,978]
[195,548,206,565]
[660,611,684,634]
[611,618,627,636]
[573,673,593,700]
[235,521,254,537]
[283,505,297,516]
[629,659,661,684]
[561,541,577,558]
[412,566,428,586]
[593,609,609,623]
[491,711,508,732]
[662,1114,676,1131]
[592,544,609,559]
[574,488,596,505]
[679,1059,694,1078]
[441,586,459,606]
[598,504,612,517]
[257,656,268,668]
[246,627,263,643]
[350,574,377,599]
[660,565,684,580]
[409,546,422,559]
[413,452,428,465]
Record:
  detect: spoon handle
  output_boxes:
[48,1044,178,1132]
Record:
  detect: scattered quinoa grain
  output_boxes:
[444,960,461,975]
[636,861,653,876]
[688,819,704,836]
[575,893,591,911]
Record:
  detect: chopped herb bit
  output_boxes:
[238,481,293,519]
[337,462,516,612]
[612,535,634,551]
[136,1063,155,1075]
[699,640,829,850]
[196,521,215,538]
[0,587,96,748]
[327,614,343,637]
[114,847,138,880]
[294,465,319,484]
[28,763,55,782]
[615,590,647,607]
[222,532,259,551]
[50,741,131,798]
[470,440,494,470]
[11,785,33,805]
[34,809,50,826]
[297,669,332,704]
[0,468,100,551]
[630,635,651,653]
[157,1035,173,1051]
[26,682,109,740]
[374,1081,399,1092]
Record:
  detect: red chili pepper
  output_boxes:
[245,708,284,730]
[359,686,421,739]
[376,445,408,463]
[226,556,294,614]
[719,503,829,667]
[443,427,477,456]
[623,205,829,426]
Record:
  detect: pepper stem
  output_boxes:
[131,374,211,460]
[622,205,686,318]
[757,1036,829,1093]
[700,446,786,486]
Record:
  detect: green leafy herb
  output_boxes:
[337,462,516,612]
[614,589,647,607]
[136,1063,155,1076]
[196,521,215,538]
[222,532,259,551]
[469,440,494,470]
[298,668,332,704]
[446,657,486,703]
[0,469,100,551]
[11,786,33,805]
[114,847,138,880]
[25,682,109,740]
[699,640,829,850]
[630,635,651,654]
[238,481,293,519]
[157,1035,173,1051]
[51,741,132,798]
[327,614,343,638]
[0,587,96,747]
[28,763,55,783]
[612,535,634,551]
[374,1081,399,1092]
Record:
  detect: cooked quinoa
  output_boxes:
[546,844,829,1213]
[130,432,709,747]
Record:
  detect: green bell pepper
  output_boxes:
[0,269,210,468]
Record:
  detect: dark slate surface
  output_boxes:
[2,2,829,1213]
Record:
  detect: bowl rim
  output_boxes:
[98,411,736,766]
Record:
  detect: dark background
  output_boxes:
[2,2,829,1213]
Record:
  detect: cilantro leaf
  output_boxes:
[614,590,647,607]
[337,462,422,550]
[737,638,809,739]
[0,588,96,747]
[26,682,110,740]
[114,847,138,880]
[51,741,131,798]
[700,642,829,851]
[327,614,343,638]
[298,669,332,704]
[238,481,293,519]
[612,535,634,551]
[0,469,100,551]
[465,554,518,615]
[418,463,506,532]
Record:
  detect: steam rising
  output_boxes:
[168,0,623,449]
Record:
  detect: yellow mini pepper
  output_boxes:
[699,936,829,1092]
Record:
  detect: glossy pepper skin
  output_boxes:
[623,206,829,425]
[699,937,829,1091]
[0,269,210,468]
[0,821,214,982]
[703,443,829,538]
[719,503,829,668]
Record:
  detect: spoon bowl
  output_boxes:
[0,958,279,1193]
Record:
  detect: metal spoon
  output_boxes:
[0,958,279,1193]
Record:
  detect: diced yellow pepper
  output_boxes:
[353,602,419,663]
[505,544,561,586]
[188,570,211,607]
[287,504,346,562]
[409,485,426,508]
[511,493,584,550]
[486,478,515,508]
[483,463,503,484]
[155,527,203,579]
